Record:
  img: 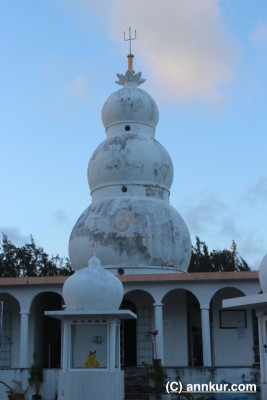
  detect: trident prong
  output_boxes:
[124,27,136,55]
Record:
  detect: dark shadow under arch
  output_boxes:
[31,291,63,368]
[120,298,137,366]
[211,286,245,304]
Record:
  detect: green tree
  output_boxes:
[188,236,250,273]
[0,233,73,277]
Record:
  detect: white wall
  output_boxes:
[212,288,254,366]
[163,290,188,366]
[0,369,58,400]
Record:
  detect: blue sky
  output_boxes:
[1,0,267,269]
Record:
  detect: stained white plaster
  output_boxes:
[102,82,159,133]
[69,197,191,273]
[69,70,191,274]
[88,133,173,196]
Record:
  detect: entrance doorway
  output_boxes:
[31,292,63,368]
[120,299,137,366]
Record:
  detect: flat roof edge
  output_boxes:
[0,271,259,286]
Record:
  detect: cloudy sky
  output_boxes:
[1,0,267,269]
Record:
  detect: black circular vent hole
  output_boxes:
[121,186,128,193]
[118,268,125,275]
[125,125,131,131]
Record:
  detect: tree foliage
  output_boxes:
[188,236,250,273]
[0,233,73,277]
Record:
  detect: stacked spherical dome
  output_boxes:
[101,86,159,133]
[69,69,191,274]
[88,71,169,197]
[69,197,191,271]
[88,134,173,197]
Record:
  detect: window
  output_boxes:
[71,322,108,369]
[0,312,11,367]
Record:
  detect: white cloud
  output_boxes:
[237,231,264,269]
[65,76,89,101]
[178,190,266,268]
[0,227,31,246]
[245,176,267,204]
[180,190,230,232]
[71,0,240,103]
[52,209,71,225]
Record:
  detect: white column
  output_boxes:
[20,311,30,368]
[62,321,69,370]
[153,302,164,364]
[109,321,116,371]
[201,306,212,367]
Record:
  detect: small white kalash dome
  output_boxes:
[259,253,267,293]
[63,255,123,310]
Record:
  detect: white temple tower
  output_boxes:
[69,57,191,275]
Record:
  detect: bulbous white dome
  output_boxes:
[102,87,159,134]
[259,254,267,293]
[69,197,191,273]
[63,255,123,310]
[88,133,173,195]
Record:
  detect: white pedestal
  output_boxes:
[57,370,124,400]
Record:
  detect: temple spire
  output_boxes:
[124,27,136,73]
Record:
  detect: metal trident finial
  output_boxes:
[124,27,136,55]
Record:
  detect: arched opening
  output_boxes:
[162,289,201,367]
[30,291,63,368]
[0,293,20,368]
[188,292,203,367]
[121,290,155,366]
[210,287,253,367]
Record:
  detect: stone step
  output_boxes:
[124,366,150,400]
[125,394,150,400]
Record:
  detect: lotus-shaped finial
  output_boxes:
[115,70,146,87]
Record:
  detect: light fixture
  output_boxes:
[94,336,102,343]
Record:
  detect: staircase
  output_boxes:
[124,366,150,400]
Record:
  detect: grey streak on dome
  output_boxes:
[69,197,191,272]
[101,87,159,132]
[88,133,173,195]
[69,67,191,275]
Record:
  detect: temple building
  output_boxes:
[0,51,262,399]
